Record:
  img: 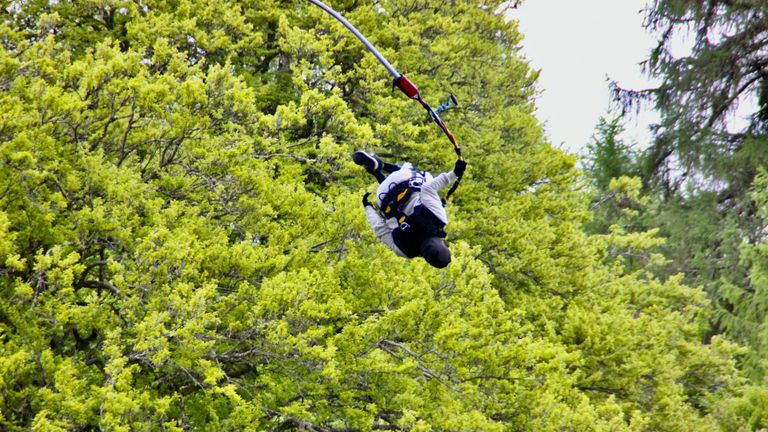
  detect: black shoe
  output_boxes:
[352,151,382,172]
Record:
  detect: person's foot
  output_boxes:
[352,151,383,172]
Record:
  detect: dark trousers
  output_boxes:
[368,161,401,183]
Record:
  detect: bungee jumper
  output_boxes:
[355,151,465,268]
[307,0,466,267]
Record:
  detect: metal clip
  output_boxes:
[408,176,423,189]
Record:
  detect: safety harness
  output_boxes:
[378,169,425,230]
[378,169,447,254]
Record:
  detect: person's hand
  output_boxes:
[362,192,372,207]
[453,158,467,177]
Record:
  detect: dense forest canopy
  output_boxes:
[0,0,766,430]
[595,0,768,388]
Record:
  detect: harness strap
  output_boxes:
[379,169,425,223]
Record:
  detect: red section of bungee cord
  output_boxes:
[394,75,420,99]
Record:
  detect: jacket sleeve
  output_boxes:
[364,206,407,257]
[422,171,458,195]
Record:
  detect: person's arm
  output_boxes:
[422,159,464,195]
[363,194,407,257]
[421,171,458,195]
[419,160,465,225]
[364,205,391,239]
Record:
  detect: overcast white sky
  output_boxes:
[510,0,659,155]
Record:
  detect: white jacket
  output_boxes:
[365,164,458,257]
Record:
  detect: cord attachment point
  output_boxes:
[393,75,420,99]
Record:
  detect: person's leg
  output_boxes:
[381,161,400,174]
[353,151,400,183]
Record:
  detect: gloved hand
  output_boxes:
[454,158,467,177]
[362,192,372,207]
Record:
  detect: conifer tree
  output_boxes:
[608,0,768,381]
[0,0,756,430]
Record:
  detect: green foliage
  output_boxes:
[605,0,768,382]
[584,114,639,191]
[718,171,768,383]
[0,0,749,430]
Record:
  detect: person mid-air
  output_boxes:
[354,151,466,268]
